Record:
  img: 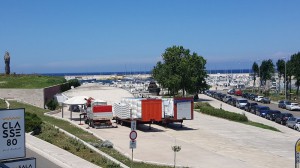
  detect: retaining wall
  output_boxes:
[0,84,62,108]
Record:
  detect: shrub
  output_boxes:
[46,98,59,110]
[195,102,248,122]
[68,79,81,88]
[60,79,81,92]
[60,82,70,92]
[25,113,43,135]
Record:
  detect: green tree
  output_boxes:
[286,60,293,99]
[276,59,285,93]
[152,46,208,97]
[260,59,274,86]
[290,52,300,97]
[252,62,259,88]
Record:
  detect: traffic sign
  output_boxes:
[130,140,136,149]
[129,130,137,140]
[131,120,136,131]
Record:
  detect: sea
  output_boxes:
[41,69,253,77]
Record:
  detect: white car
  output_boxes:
[286,103,300,111]
[295,123,300,131]
[255,96,264,102]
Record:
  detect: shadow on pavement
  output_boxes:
[164,123,198,131]
[137,124,165,132]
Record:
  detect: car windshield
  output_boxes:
[239,100,248,103]
[292,103,299,106]
[261,107,270,110]
[286,101,291,105]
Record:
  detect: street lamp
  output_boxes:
[258,60,261,94]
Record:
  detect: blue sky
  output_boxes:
[1,1,300,73]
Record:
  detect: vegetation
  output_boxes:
[290,52,300,96]
[152,46,209,97]
[194,102,280,132]
[25,112,43,135]
[260,59,274,86]
[252,52,300,99]
[252,62,259,87]
[194,102,248,122]
[276,59,285,93]
[46,98,59,110]
[61,79,81,92]
[0,100,170,168]
[0,74,66,88]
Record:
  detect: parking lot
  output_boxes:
[207,89,300,131]
[51,85,300,168]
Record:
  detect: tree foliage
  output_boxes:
[260,59,274,85]
[152,46,208,96]
[252,62,259,87]
[290,52,300,96]
[276,59,285,93]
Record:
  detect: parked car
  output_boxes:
[275,113,294,125]
[253,105,270,117]
[231,98,237,107]
[255,96,264,102]
[236,98,248,109]
[295,123,300,131]
[227,89,235,95]
[278,100,290,109]
[286,117,300,129]
[261,97,271,104]
[249,94,257,101]
[265,110,281,121]
[226,97,233,104]
[235,89,242,96]
[245,102,258,112]
[242,93,249,99]
[223,95,232,103]
[286,102,300,111]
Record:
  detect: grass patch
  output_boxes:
[0,100,170,168]
[0,74,66,88]
[194,102,280,132]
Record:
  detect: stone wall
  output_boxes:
[44,85,62,106]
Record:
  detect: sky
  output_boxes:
[0,0,300,74]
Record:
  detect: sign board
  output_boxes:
[130,140,136,149]
[0,157,36,168]
[0,109,25,160]
[296,138,300,167]
[129,130,137,140]
[131,120,136,131]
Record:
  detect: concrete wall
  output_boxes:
[0,84,62,108]
[0,89,44,108]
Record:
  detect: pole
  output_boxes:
[174,150,176,168]
[285,58,287,100]
[131,148,133,168]
[258,62,260,94]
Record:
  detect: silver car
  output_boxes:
[286,117,300,129]
[236,98,248,109]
